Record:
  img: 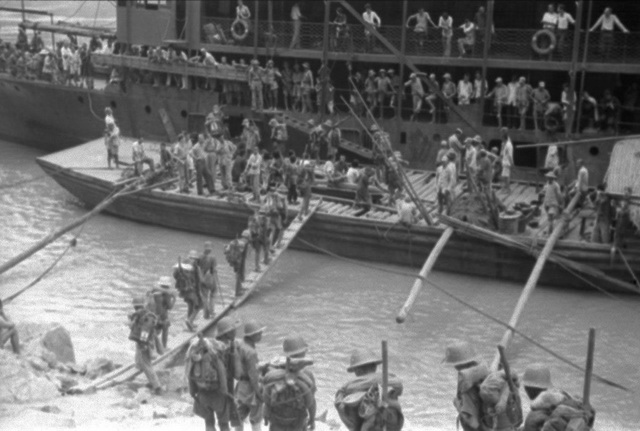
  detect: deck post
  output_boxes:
[319,0,331,121]
[479,1,494,128]
[396,0,408,127]
[20,0,25,21]
[185,0,201,51]
[253,0,259,58]
[576,0,593,133]
[566,0,584,136]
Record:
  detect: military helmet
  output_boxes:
[442,341,478,367]
[157,276,172,287]
[216,316,239,338]
[522,364,552,389]
[283,335,308,357]
[188,250,199,260]
[346,349,382,372]
[244,321,266,338]
[132,296,146,307]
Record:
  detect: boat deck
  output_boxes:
[43,138,589,243]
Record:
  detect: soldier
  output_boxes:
[148,276,176,350]
[300,62,314,114]
[199,241,219,320]
[262,336,316,431]
[269,116,289,156]
[186,319,233,431]
[235,321,266,431]
[334,349,404,431]
[105,122,120,169]
[248,59,264,111]
[443,341,491,431]
[521,364,595,431]
[173,250,204,331]
[0,299,20,354]
[264,60,281,110]
[263,184,288,249]
[224,230,251,297]
[297,161,315,221]
[173,132,191,193]
[248,210,271,272]
[323,120,342,161]
[128,296,162,394]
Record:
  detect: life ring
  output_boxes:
[231,18,249,41]
[544,114,560,132]
[531,29,556,55]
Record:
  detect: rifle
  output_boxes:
[497,345,523,428]
[381,340,389,431]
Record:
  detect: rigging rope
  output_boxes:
[295,236,632,393]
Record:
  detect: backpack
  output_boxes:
[189,340,222,391]
[173,263,194,293]
[128,309,157,345]
[224,238,245,268]
[264,368,314,426]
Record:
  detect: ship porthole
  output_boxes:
[181,110,188,118]
[589,146,599,157]
[77,96,84,104]
[110,101,117,109]
[145,105,152,114]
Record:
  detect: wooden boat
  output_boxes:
[36,138,640,294]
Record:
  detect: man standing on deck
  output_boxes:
[589,7,629,60]
[0,299,20,354]
[500,128,514,193]
[362,3,382,53]
[300,63,314,114]
[442,153,457,215]
[289,2,304,50]
[448,129,464,176]
[132,138,156,176]
[198,241,219,320]
[590,184,613,244]
[219,137,237,191]
[225,230,250,297]
[405,73,425,122]
[542,172,563,236]
[128,296,163,395]
[571,159,589,239]
[248,60,264,112]
[173,133,191,193]
[406,7,437,51]
[235,321,265,431]
[191,134,216,196]
[297,161,315,220]
[532,82,551,131]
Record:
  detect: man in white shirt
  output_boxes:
[457,74,474,105]
[289,2,304,50]
[507,75,518,128]
[556,4,575,57]
[572,158,589,238]
[541,4,558,30]
[60,40,72,85]
[438,12,453,57]
[589,7,629,59]
[406,7,436,50]
[362,3,381,53]
[457,19,476,58]
[499,127,514,192]
[346,160,361,184]
[236,0,251,21]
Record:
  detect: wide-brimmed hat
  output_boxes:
[244,321,266,337]
[455,128,463,135]
[442,341,478,367]
[157,276,172,288]
[323,119,333,128]
[522,364,553,389]
[188,250,199,259]
[346,349,382,372]
[283,335,308,357]
[545,171,557,179]
[216,317,240,338]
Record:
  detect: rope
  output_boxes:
[617,247,640,288]
[295,237,632,394]
[86,90,104,122]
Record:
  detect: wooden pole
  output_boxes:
[396,227,454,323]
[566,0,584,137]
[491,192,582,370]
[583,328,596,407]
[319,0,330,121]
[576,0,593,132]
[0,181,139,276]
[381,340,389,405]
[516,133,640,149]
[20,0,25,22]
[253,0,259,58]
[479,1,494,126]
[396,0,408,128]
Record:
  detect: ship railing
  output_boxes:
[91,53,250,82]
[200,16,640,66]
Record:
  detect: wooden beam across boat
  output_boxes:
[21,20,116,39]
[491,193,582,370]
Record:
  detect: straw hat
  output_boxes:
[283,335,308,357]
[545,171,557,179]
[346,350,382,372]
[243,321,266,338]
[216,317,240,338]
[522,364,553,389]
[442,341,478,367]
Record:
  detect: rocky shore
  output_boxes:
[0,323,345,431]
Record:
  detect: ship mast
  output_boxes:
[319,0,331,122]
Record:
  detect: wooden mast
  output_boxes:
[319,0,331,121]
[576,0,594,131]
[479,1,494,125]
[566,0,584,137]
[253,0,259,58]
[396,0,408,135]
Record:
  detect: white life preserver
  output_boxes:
[231,18,250,41]
[531,29,556,55]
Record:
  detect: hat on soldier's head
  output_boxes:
[443,73,451,79]
[440,140,448,147]
[303,62,310,68]
[447,151,456,161]
[370,124,380,132]
[410,73,417,79]
[455,128,463,135]
[346,349,382,372]
[522,364,552,389]
[307,119,316,127]
[216,316,240,338]
[323,119,333,128]
[132,296,146,307]
[204,241,213,251]
[268,118,278,127]
[442,341,478,367]
[379,68,386,74]
[188,250,199,260]
[242,118,250,127]
[473,135,482,143]
[283,335,308,357]
[545,171,557,179]
[244,321,266,338]
[157,276,172,287]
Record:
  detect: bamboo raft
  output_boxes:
[37,138,640,293]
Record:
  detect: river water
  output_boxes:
[1,139,639,429]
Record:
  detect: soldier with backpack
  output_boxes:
[199,241,219,320]
[520,364,595,431]
[334,349,404,431]
[186,329,229,431]
[262,335,316,431]
[224,230,251,297]
[443,341,491,431]
[148,276,176,351]
[248,210,271,272]
[235,321,266,431]
[128,295,163,395]
[173,250,204,332]
[263,184,288,249]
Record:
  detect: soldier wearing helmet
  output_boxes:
[235,321,266,431]
[128,295,162,394]
[148,275,176,350]
[334,349,404,431]
[173,250,204,332]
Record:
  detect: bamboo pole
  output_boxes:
[381,340,389,405]
[491,192,582,370]
[253,0,259,58]
[396,0,408,127]
[583,328,596,407]
[0,180,142,276]
[319,0,331,121]
[516,133,640,149]
[396,227,454,323]
[566,0,584,136]
[479,1,494,125]
[576,0,594,131]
